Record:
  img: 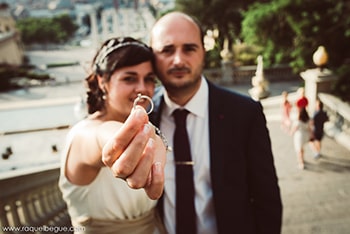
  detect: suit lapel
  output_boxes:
[207,81,228,189]
[150,86,165,128]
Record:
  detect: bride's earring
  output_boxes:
[102,88,107,100]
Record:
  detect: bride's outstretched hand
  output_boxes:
[102,106,166,200]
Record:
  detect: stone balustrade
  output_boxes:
[319,93,350,151]
[0,164,72,234]
[204,65,300,84]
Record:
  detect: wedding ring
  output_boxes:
[133,93,154,115]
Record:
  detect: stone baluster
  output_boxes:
[0,165,72,232]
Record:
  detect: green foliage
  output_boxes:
[233,43,263,66]
[241,0,298,68]
[333,65,350,102]
[205,45,221,68]
[175,0,259,68]
[175,0,350,99]
[0,64,51,91]
[241,0,350,73]
[175,0,247,40]
[17,14,78,45]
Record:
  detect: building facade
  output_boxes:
[0,3,24,66]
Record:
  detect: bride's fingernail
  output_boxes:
[154,162,162,173]
[143,124,152,134]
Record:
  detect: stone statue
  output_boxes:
[220,38,233,62]
[220,38,234,84]
[249,55,270,100]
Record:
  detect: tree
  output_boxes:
[176,0,272,48]
[17,14,78,45]
[241,0,350,72]
[175,0,259,67]
[176,0,241,42]
[53,14,77,39]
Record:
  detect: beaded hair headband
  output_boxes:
[94,38,149,72]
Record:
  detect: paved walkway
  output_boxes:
[0,63,349,233]
[271,120,350,234]
[229,82,350,234]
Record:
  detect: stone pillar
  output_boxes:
[123,9,131,36]
[112,10,121,37]
[89,9,99,49]
[300,46,338,114]
[300,68,338,114]
[100,10,109,42]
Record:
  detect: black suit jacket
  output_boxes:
[151,79,282,234]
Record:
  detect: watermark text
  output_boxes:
[2,225,85,233]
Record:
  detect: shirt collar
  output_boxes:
[163,76,208,118]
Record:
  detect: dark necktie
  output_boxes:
[173,109,196,234]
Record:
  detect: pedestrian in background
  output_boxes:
[281,91,292,132]
[290,107,311,170]
[309,98,329,159]
[296,87,308,110]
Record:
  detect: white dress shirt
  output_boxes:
[160,77,217,234]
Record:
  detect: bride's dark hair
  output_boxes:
[85,37,154,114]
